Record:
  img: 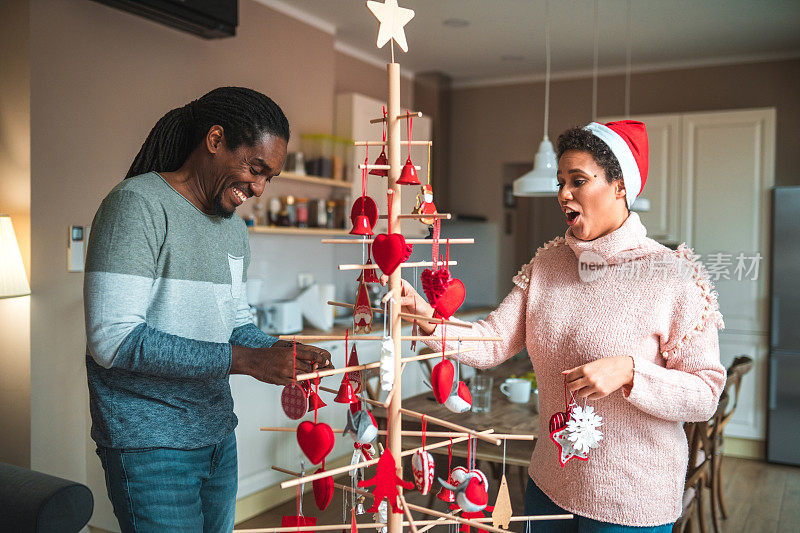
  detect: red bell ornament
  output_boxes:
[437,479,456,503]
[308,390,327,410]
[334,375,359,404]
[350,213,374,236]
[397,156,420,185]
[370,149,389,176]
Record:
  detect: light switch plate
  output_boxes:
[67,225,86,272]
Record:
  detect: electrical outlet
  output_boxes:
[297,272,314,289]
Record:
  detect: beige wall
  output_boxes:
[334,51,414,110]
[448,59,800,295]
[22,0,408,526]
[0,0,31,469]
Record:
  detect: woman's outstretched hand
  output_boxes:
[563,356,635,400]
[379,276,437,335]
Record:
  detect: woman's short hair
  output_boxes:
[556,126,623,183]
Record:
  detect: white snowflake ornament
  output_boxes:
[564,405,604,454]
[379,337,395,391]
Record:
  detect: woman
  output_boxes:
[393,121,725,531]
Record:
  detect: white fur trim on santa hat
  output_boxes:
[584,122,641,208]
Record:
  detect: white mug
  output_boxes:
[500,378,532,404]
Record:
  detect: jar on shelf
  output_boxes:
[301,134,321,177]
[296,198,309,228]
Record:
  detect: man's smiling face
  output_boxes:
[208,132,288,218]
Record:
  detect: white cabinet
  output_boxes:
[680,109,775,335]
[336,93,432,237]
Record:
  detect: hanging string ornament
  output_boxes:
[296,374,334,465]
[436,438,457,503]
[372,190,412,275]
[358,423,414,514]
[282,461,317,528]
[398,110,421,185]
[335,331,359,404]
[412,144,437,225]
[444,340,472,414]
[420,223,465,319]
[491,439,513,529]
[358,243,382,284]
[347,342,363,393]
[411,415,435,495]
[354,278,373,333]
[379,299,395,391]
[281,340,308,420]
[431,324,455,404]
[312,464,334,511]
[370,106,389,177]
[351,152,378,236]
[550,377,602,466]
[374,500,389,533]
[439,436,489,514]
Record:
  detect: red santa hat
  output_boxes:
[584,120,649,208]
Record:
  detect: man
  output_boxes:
[84,87,332,532]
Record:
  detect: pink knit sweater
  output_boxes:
[424,213,725,526]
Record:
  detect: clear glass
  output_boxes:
[471,375,493,413]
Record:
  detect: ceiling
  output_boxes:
[263,0,800,86]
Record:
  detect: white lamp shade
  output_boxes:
[0,215,30,298]
[513,137,559,197]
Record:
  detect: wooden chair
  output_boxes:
[707,356,753,530]
[674,392,729,533]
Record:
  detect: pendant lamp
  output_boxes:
[513,0,558,197]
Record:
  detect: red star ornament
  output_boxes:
[550,426,589,467]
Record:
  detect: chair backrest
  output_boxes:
[685,391,728,487]
[720,355,753,429]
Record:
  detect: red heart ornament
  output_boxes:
[372,233,410,275]
[296,421,334,465]
[421,268,451,305]
[433,278,465,319]
[313,468,334,510]
[431,360,455,404]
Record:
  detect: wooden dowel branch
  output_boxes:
[279,334,501,342]
[261,427,505,438]
[292,347,473,381]
[354,140,432,147]
[324,238,473,245]
[278,431,487,489]
[359,164,421,171]
[369,110,422,123]
[338,260,458,270]
[327,300,471,327]
[379,213,452,220]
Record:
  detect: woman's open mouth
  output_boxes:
[564,208,580,226]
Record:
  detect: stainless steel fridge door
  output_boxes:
[767,350,800,465]
[771,187,800,350]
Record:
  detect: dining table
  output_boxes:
[372,353,539,490]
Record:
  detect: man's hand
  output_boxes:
[230,341,333,385]
[563,356,634,400]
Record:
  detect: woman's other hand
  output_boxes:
[379,276,437,335]
[563,356,634,400]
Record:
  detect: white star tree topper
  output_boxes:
[366,0,415,53]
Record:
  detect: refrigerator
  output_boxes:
[767,186,800,465]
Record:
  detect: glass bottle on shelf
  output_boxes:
[285,195,296,226]
[325,201,336,229]
[268,197,281,226]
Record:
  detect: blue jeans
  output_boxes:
[97,432,237,532]
[525,477,673,532]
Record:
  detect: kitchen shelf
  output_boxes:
[248,226,350,236]
[275,172,352,189]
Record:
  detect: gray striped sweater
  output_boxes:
[84,172,277,449]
